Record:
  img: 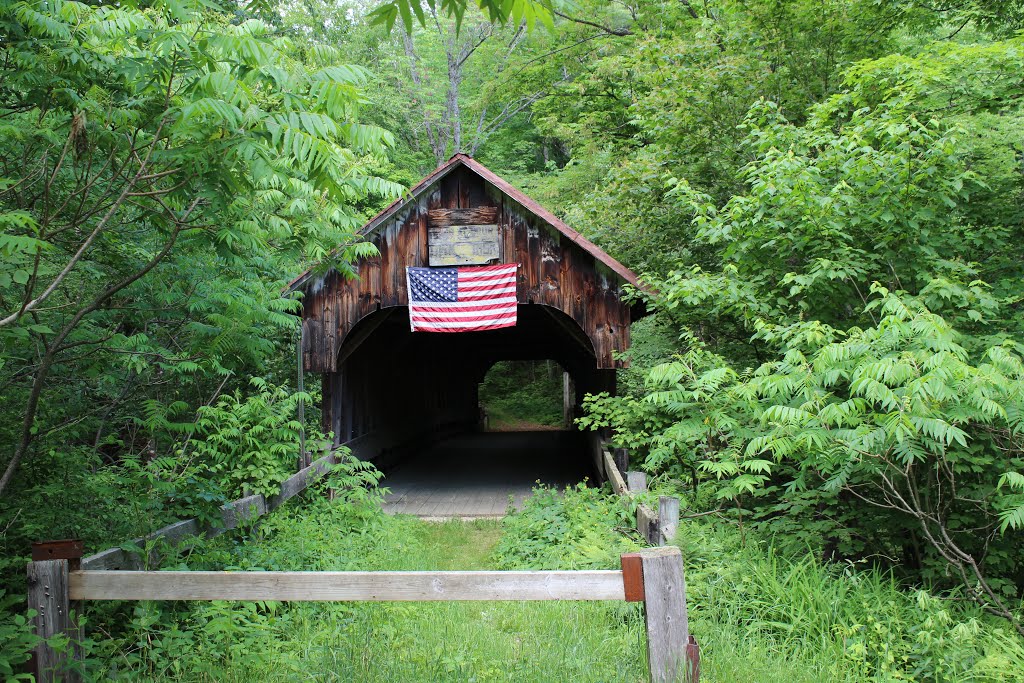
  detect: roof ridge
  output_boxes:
[283,155,639,293]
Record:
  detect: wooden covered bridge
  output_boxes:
[285,155,644,516]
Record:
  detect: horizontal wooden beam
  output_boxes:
[70,570,627,602]
[603,449,629,496]
[81,442,337,571]
[427,206,498,226]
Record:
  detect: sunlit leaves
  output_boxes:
[0,0,404,495]
[585,287,1024,564]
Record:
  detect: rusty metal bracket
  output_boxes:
[620,552,645,602]
[686,635,701,682]
[32,539,84,570]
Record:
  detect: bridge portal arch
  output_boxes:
[286,155,645,465]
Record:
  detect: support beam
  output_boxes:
[627,471,647,493]
[658,496,680,545]
[563,371,574,427]
[336,308,396,369]
[541,306,595,360]
[613,448,629,474]
[27,559,80,682]
[639,547,692,683]
[70,570,627,602]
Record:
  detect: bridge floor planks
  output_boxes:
[382,431,591,519]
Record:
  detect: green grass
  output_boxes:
[83,492,1024,682]
[222,518,647,682]
[84,506,646,682]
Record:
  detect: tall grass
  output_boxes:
[83,502,646,682]
[676,520,1024,682]
[80,490,1024,682]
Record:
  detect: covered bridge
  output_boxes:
[286,155,643,504]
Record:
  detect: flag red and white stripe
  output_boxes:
[406,263,519,333]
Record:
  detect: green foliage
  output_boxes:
[369,0,555,34]
[479,360,564,429]
[187,379,318,498]
[0,0,402,500]
[493,483,640,569]
[585,288,1024,630]
[0,590,40,680]
[85,505,647,681]
[681,519,1024,682]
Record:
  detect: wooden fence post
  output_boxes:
[28,540,84,682]
[658,496,680,545]
[640,546,695,683]
[627,471,647,493]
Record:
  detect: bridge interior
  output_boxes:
[327,305,607,518]
[381,431,593,518]
[325,304,615,463]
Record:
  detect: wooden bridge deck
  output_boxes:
[382,431,592,519]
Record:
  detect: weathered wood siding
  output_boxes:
[299,167,632,374]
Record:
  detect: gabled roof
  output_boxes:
[284,154,639,293]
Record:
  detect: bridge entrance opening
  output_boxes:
[381,358,592,517]
[380,431,591,518]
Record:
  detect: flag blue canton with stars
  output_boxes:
[407,267,458,302]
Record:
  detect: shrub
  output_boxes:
[493,483,640,569]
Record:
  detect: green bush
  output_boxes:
[188,378,326,499]
[583,288,1024,633]
[0,590,40,680]
[493,483,640,569]
[681,520,1024,682]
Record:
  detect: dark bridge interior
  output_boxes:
[381,431,592,518]
[324,303,614,461]
[321,303,612,516]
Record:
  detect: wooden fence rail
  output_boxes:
[29,544,698,683]
[81,440,336,571]
[589,436,681,547]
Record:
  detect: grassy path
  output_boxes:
[88,491,1024,682]
[169,510,647,682]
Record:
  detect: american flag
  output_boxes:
[406,263,519,332]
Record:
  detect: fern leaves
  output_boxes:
[585,289,1024,547]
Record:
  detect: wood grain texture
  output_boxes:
[603,450,629,496]
[70,570,627,602]
[640,547,691,683]
[427,206,498,226]
[28,560,80,682]
[627,471,648,493]
[658,497,680,546]
[637,503,660,546]
[297,163,633,374]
